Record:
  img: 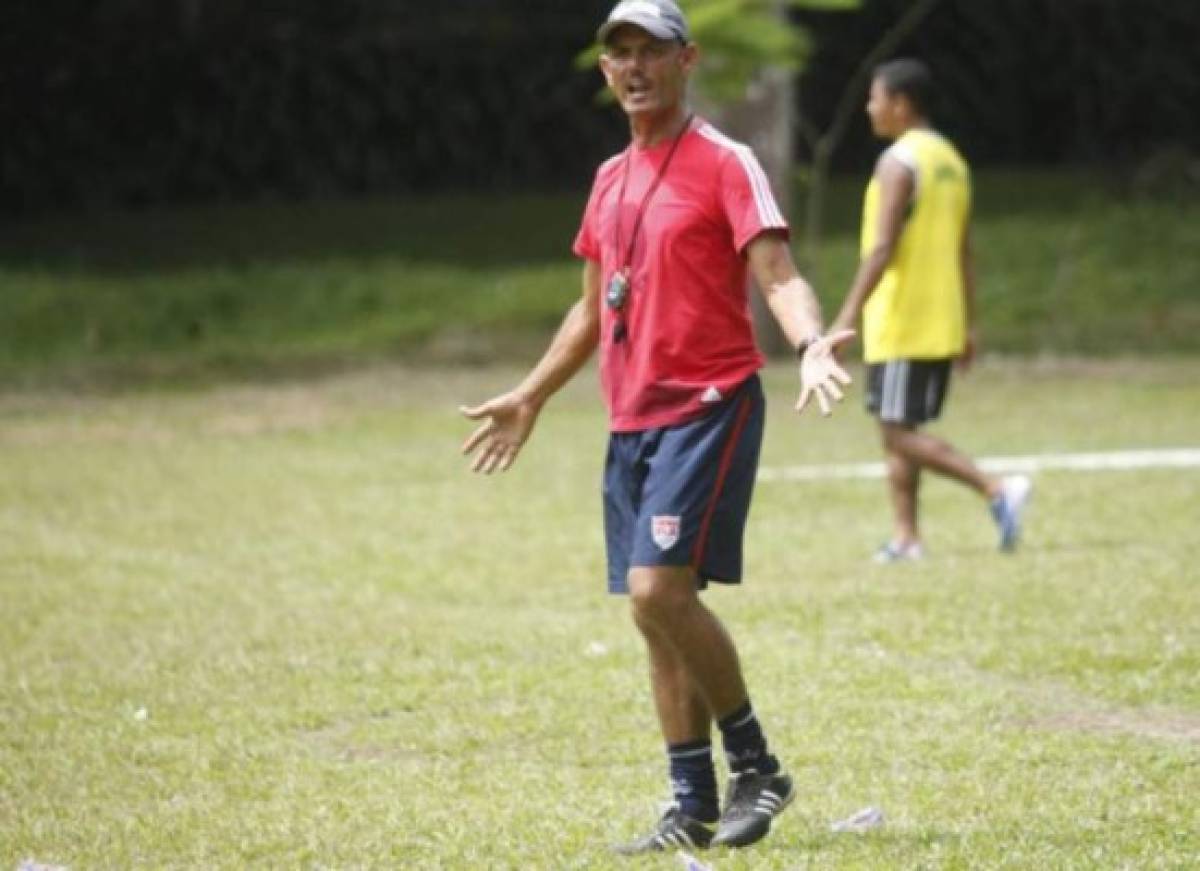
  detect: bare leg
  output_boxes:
[628,565,749,735]
[625,566,789,849]
[632,607,711,743]
[882,430,921,546]
[881,421,1001,500]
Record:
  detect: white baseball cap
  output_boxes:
[597,0,691,45]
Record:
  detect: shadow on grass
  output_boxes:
[0,335,556,396]
[2,175,1197,392]
[0,194,587,273]
[0,170,1155,274]
[936,539,1144,559]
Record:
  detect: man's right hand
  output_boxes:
[459,392,541,474]
[957,326,979,372]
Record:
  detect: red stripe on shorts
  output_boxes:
[691,394,753,570]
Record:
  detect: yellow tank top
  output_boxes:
[860,128,971,362]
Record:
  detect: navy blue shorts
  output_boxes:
[602,375,765,595]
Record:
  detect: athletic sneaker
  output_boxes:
[711,770,794,849]
[613,805,714,855]
[990,474,1033,551]
[873,541,925,564]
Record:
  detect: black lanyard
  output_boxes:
[606,114,693,343]
[613,113,693,274]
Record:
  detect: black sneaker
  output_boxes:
[711,770,794,848]
[613,805,715,855]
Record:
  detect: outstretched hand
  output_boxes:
[459,392,541,474]
[795,329,856,417]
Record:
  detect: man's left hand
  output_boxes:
[795,329,856,417]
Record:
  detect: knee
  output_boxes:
[627,567,695,628]
[881,422,912,453]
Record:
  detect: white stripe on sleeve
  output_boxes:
[697,124,787,228]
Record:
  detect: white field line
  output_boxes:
[759,447,1200,483]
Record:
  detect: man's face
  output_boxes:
[866,77,902,139]
[600,25,696,119]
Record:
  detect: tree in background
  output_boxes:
[6,0,1197,215]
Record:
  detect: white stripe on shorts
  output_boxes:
[880,362,895,421]
[882,360,909,422]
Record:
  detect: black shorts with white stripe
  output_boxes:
[865,359,952,425]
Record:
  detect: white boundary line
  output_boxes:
[759,447,1200,482]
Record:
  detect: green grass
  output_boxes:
[2,360,1198,867]
[1,171,1198,388]
[0,195,588,386]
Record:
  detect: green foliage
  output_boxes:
[578,0,861,103]
[2,361,1198,866]
[689,0,808,102]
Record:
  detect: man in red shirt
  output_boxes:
[461,0,852,853]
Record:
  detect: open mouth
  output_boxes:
[625,80,652,100]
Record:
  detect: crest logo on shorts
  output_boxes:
[651,515,681,550]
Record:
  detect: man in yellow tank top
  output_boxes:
[830,59,1031,562]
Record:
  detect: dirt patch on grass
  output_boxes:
[205,388,336,436]
[0,360,594,446]
[299,713,427,764]
[887,651,1200,745]
[1024,708,1200,743]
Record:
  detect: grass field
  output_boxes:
[2,358,1197,868]
[1,171,1198,389]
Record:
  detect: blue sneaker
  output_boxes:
[990,475,1033,551]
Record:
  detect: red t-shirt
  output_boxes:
[573,119,789,432]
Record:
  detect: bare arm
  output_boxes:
[459,260,602,473]
[959,221,979,370]
[829,154,914,335]
[746,232,825,351]
[745,233,855,416]
[511,259,602,406]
